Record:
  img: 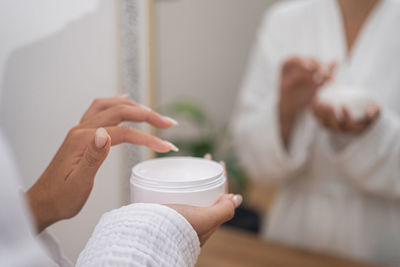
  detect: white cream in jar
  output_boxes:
[130,157,226,207]
[317,85,374,121]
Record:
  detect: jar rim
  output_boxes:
[130,157,225,191]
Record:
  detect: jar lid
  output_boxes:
[131,157,225,191]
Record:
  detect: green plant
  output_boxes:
[156,100,248,195]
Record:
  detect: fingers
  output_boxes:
[283,57,335,85]
[219,161,229,193]
[283,57,317,82]
[313,102,340,131]
[80,104,178,129]
[208,194,242,226]
[282,57,332,98]
[314,102,379,134]
[203,154,229,193]
[303,58,320,72]
[324,105,341,131]
[80,96,138,123]
[71,128,111,187]
[317,61,337,85]
[166,193,242,247]
[204,153,212,160]
[366,102,380,121]
[344,107,373,133]
[342,107,359,131]
[327,62,338,76]
[105,125,178,153]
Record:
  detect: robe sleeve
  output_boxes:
[232,11,317,183]
[0,131,58,267]
[333,109,400,199]
[76,203,200,267]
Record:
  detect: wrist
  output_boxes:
[279,98,296,119]
[278,101,297,149]
[26,181,58,233]
[279,101,297,129]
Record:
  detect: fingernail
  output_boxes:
[139,104,152,112]
[164,141,179,152]
[119,93,129,98]
[162,116,179,126]
[232,194,243,208]
[95,128,108,148]
[204,153,212,160]
[219,161,226,168]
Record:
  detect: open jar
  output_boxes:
[130,157,226,207]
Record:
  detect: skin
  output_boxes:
[279,57,335,147]
[167,194,241,246]
[27,96,177,232]
[167,159,241,246]
[26,96,242,245]
[280,0,381,146]
[312,102,380,134]
[337,0,380,54]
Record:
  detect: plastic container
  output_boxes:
[317,85,374,121]
[130,157,226,207]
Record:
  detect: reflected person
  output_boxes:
[233,0,400,264]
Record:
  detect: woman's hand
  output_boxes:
[312,101,380,134]
[167,193,242,246]
[279,57,335,148]
[167,158,242,246]
[27,96,179,232]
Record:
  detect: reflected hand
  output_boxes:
[27,96,178,232]
[279,57,336,147]
[312,101,380,134]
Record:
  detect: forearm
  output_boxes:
[26,177,59,233]
[279,100,297,149]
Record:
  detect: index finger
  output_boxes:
[366,102,380,121]
[207,194,242,226]
[80,96,138,123]
[80,104,178,129]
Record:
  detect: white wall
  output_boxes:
[154,0,276,128]
[0,0,98,91]
[0,0,123,262]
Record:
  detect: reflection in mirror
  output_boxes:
[154,0,400,266]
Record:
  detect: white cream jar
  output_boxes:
[317,85,374,121]
[130,157,226,207]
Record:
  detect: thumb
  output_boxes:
[75,128,111,179]
[209,194,243,225]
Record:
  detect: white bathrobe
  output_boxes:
[233,0,400,264]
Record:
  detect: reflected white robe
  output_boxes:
[233,0,400,264]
